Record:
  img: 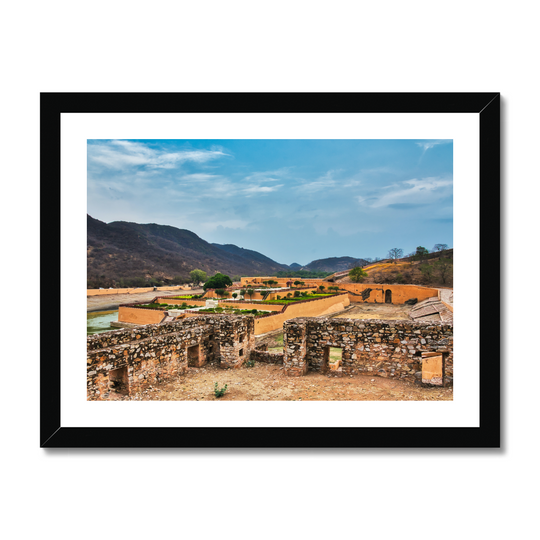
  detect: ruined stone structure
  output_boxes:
[87,315,254,401]
[279,317,453,384]
[87,314,453,400]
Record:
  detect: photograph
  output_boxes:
[86,138,454,403]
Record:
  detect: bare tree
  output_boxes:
[387,248,403,263]
[433,243,448,253]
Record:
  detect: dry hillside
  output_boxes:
[335,254,453,288]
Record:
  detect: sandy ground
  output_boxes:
[113,362,452,401]
[87,289,204,312]
[333,302,413,320]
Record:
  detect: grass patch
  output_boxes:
[262,294,332,304]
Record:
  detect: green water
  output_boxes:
[87,310,119,335]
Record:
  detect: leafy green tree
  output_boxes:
[203,273,233,290]
[414,246,429,262]
[318,285,325,292]
[190,269,207,286]
[232,293,238,299]
[349,266,368,282]
[239,289,246,299]
[246,288,255,300]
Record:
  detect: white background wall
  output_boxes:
[0,2,534,539]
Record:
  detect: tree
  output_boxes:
[232,292,238,299]
[420,264,434,283]
[190,269,207,287]
[203,273,232,290]
[433,243,449,253]
[214,288,226,297]
[293,280,301,287]
[318,285,325,292]
[239,289,246,299]
[435,258,453,284]
[387,248,403,263]
[246,288,255,300]
[413,246,429,262]
[349,266,368,282]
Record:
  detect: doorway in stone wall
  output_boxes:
[108,366,129,397]
[385,289,392,303]
[323,346,342,371]
[187,344,200,367]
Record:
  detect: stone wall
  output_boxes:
[249,349,284,365]
[87,315,254,401]
[282,317,453,384]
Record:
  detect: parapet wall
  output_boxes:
[238,278,439,304]
[118,306,166,324]
[117,294,349,334]
[253,293,350,334]
[338,283,439,304]
[283,317,453,383]
[87,285,191,297]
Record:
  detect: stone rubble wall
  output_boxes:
[283,317,453,383]
[87,315,254,401]
[249,350,284,365]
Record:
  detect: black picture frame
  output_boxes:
[41,92,500,448]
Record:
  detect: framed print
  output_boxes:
[40,92,500,448]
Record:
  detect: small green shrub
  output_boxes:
[244,358,255,368]
[214,382,228,398]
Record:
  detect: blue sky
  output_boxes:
[87,139,453,265]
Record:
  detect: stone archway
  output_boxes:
[385,289,392,303]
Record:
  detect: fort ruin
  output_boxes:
[87,313,452,401]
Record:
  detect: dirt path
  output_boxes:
[87,289,204,312]
[116,363,452,401]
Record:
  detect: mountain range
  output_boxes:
[87,215,366,285]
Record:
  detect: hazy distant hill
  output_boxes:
[87,215,289,286]
[211,243,289,273]
[302,256,369,273]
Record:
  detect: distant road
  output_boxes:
[87,289,205,312]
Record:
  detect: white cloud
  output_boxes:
[88,140,228,171]
[243,184,283,194]
[178,173,221,182]
[416,139,452,153]
[243,168,292,182]
[358,177,453,208]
